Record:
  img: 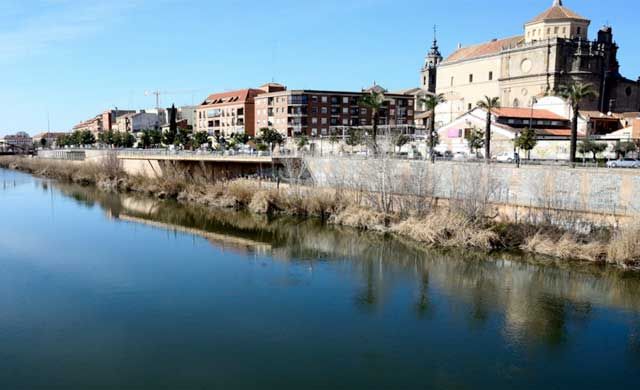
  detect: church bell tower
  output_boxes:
[421,26,442,93]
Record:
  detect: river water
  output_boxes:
[1,168,639,389]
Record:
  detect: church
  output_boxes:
[421,0,640,126]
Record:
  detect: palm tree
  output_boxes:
[359,91,386,155]
[476,96,500,163]
[420,93,446,162]
[560,82,597,164]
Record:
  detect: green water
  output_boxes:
[1,168,639,389]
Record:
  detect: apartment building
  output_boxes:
[254,85,415,137]
[116,111,163,133]
[73,109,135,135]
[196,84,286,137]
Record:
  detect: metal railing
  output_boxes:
[117,149,274,159]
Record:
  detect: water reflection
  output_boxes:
[1,168,638,388]
[49,180,640,351]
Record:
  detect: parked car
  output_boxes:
[606,158,640,168]
[495,151,516,163]
[452,152,468,161]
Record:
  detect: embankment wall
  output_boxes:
[305,157,640,219]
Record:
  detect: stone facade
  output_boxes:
[423,0,640,126]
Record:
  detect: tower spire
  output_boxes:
[553,0,563,6]
[432,25,437,47]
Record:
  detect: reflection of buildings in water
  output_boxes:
[118,214,272,257]
[121,197,161,215]
[50,180,640,349]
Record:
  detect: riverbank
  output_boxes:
[2,155,639,268]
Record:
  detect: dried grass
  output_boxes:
[249,190,278,214]
[226,179,260,207]
[329,206,387,231]
[522,232,607,262]
[607,223,640,266]
[392,211,498,249]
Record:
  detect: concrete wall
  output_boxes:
[38,149,113,162]
[306,157,640,218]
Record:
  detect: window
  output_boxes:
[342,119,349,125]
[312,117,318,124]
[513,98,520,108]
[423,76,427,85]
[321,118,327,125]
[343,97,349,104]
[469,74,473,83]
[626,87,633,97]
[489,71,493,81]
[468,103,472,110]
[312,96,318,103]
[321,107,328,114]
[450,76,454,86]
[577,27,581,34]
[321,96,328,103]
[554,27,558,34]
[343,107,349,114]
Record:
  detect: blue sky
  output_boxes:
[1,0,638,135]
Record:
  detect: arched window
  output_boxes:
[513,98,520,108]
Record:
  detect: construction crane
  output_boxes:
[144,89,205,109]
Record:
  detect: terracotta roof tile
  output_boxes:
[527,4,588,24]
[200,88,265,107]
[493,107,567,121]
[443,36,523,64]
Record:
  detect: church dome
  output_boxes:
[526,0,589,25]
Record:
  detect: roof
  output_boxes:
[32,132,66,138]
[527,1,589,25]
[493,107,567,121]
[442,36,523,64]
[363,84,387,94]
[536,128,573,137]
[201,89,265,107]
[580,110,640,120]
[254,89,413,99]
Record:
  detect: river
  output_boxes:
[1,168,639,389]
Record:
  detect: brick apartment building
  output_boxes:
[254,85,415,137]
[196,83,286,137]
[73,109,135,135]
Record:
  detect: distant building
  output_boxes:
[32,132,67,148]
[436,102,581,159]
[196,84,285,137]
[176,106,197,129]
[116,111,163,133]
[422,0,640,125]
[254,84,415,137]
[0,131,33,152]
[73,109,135,135]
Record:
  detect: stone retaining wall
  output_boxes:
[305,157,640,217]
